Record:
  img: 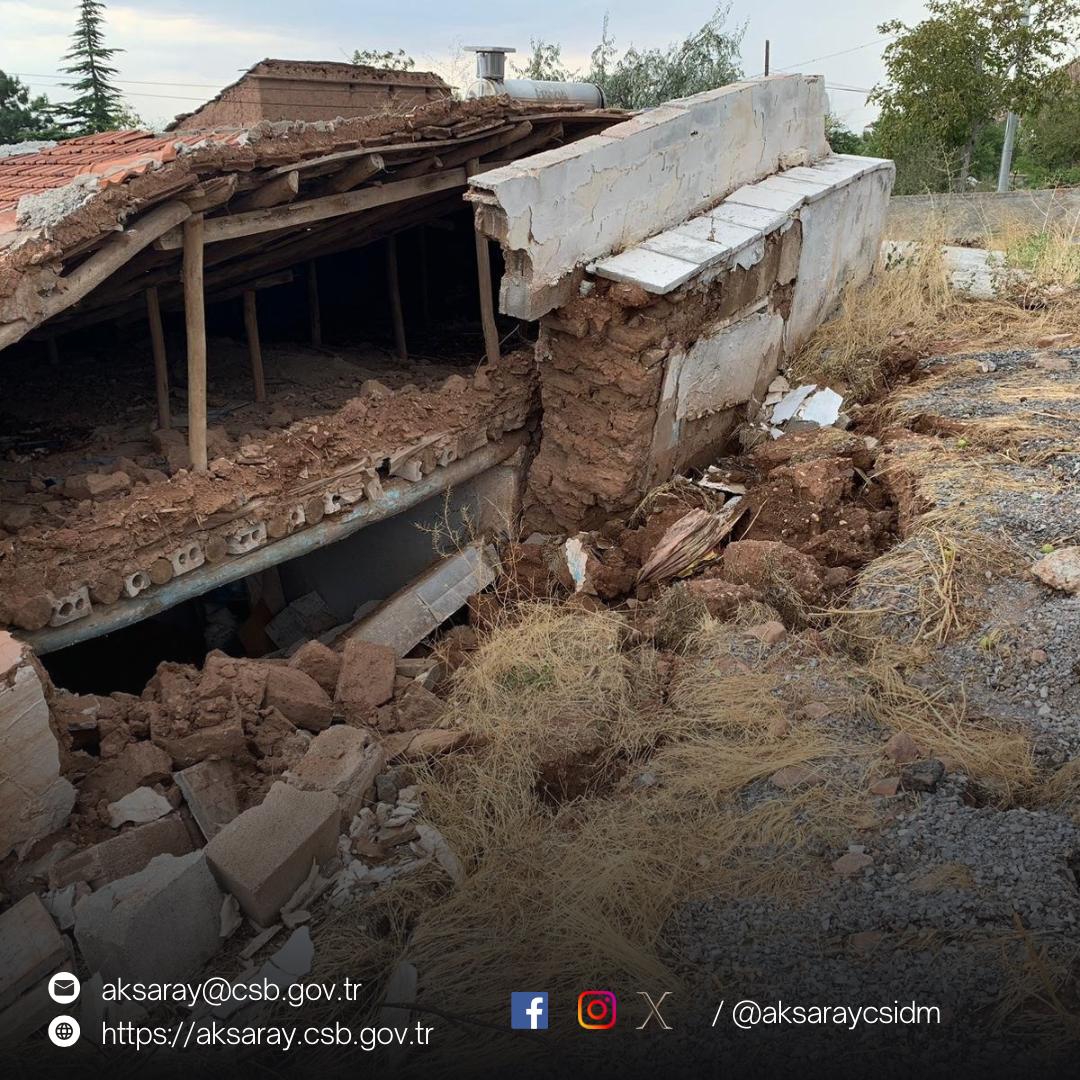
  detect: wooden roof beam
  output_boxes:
[154,169,468,250]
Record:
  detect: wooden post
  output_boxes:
[242,290,266,402]
[145,286,170,429]
[467,158,500,366]
[385,236,407,361]
[182,213,208,472]
[417,226,430,328]
[307,261,322,347]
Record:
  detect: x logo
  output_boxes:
[636,991,673,1030]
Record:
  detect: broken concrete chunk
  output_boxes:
[390,681,446,731]
[74,851,222,982]
[335,638,396,724]
[344,544,500,657]
[50,814,194,889]
[264,664,333,732]
[107,786,172,828]
[63,471,131,502]
[266,591,338,650]
[0,632,76,859]
[287,726,385,820]
[174,760,240,841]
[288,640,342,696]
[78,739,173,806]
[1031,546,1080,595]
[205,782,340,926]
[0,895,67,1011]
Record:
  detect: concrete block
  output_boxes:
[225,521,267,555]
[727,179,807,215]
[0,894,66,1010]
[167,541,205,576]
[123,570,151,598]
[50,814,194,889]
[0,632,76,859]
[205,782,340,926]
[49,585,91,627]
[174,760,240,840]
[288,726,385,821]
[74,851,222,982]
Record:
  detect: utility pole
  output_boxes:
[764,39,771,76]
[997,1,1031,193]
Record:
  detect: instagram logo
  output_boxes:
[577,990,617,1029]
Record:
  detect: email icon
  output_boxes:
[48,972,80,1004]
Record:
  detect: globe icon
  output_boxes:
[55,1021,73,1041]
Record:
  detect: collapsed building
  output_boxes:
[0,73,893,1033]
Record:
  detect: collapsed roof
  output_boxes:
[0,95,623,350]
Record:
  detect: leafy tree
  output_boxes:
[59,0,126,135]
[825,115,865,155]
[1018,79,1080,183]
[0,70,60,143]
[353,48,415,71]
[870,0,1080,191]
[513,39,572,82]
[586,5,745,109]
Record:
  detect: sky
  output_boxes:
[1,0,932,131]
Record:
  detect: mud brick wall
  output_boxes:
[526,227,801,532]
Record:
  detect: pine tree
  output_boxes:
[59,0,125,135]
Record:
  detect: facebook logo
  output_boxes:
[511,992,549,1030]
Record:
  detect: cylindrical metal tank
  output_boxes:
[465,77,605,107]
[463,45,605,108]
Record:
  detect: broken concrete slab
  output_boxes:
[77,739,173,806]
[74,851,222,982]
[266,591,338,650]
[174,759,240,840]
[205,782,339,926]
[0,894,67,1011]
[343,543,501,657]
[107,786,172,828]
[0,964,69,1047]
[287,726,385,820]
[50,814,195,889]
[0,631,76,859]
[335,638,396,723]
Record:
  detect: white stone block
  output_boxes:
[591,247,699,294]
[0,634,76,860]
[673,311,786,422]
[784,162,894,352]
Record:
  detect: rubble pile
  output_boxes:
[0,348,535,635]
[0,616,472,1044]
[519,422,896,615]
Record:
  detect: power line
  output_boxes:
[751,34,894,79]
[12,71,232,89]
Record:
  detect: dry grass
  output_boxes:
[311,604,875,1067]
[790,214,1080,404]
[856,659,1035,805]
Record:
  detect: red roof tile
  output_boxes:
[0,129,246,214]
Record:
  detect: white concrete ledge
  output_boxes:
[589,154,894,296]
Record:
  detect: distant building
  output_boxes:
[167,58,451,131]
